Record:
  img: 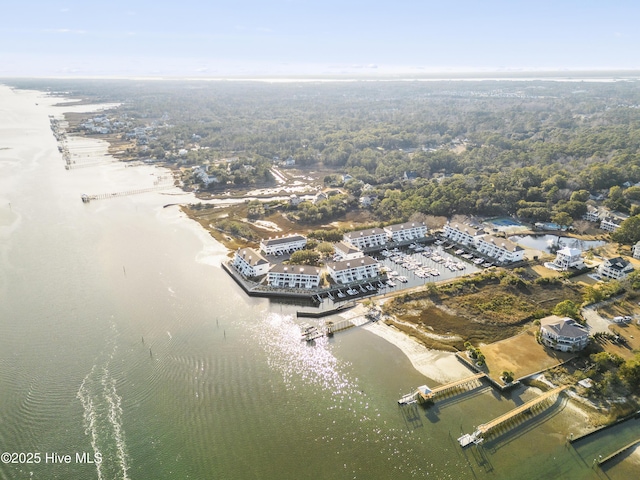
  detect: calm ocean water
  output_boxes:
[0,85,638,480]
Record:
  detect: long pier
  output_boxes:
[458,385,567,447]
[81,184,173,202]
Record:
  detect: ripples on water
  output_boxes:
[247,312,461,478]
[76,324,130,480]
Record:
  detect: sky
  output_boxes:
[1,0,639,77]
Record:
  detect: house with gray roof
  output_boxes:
[540,315,589,352]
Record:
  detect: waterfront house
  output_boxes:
[442,223,486,247]
[267,264,321,289]
[260,234,307,256]
[540,315,589,352]
[633,241,640,260]
[598,257,634,280]
[334,241,364,261]
[582,206,600,222]
[553,247,585,270]
[343,228,388,250]
[232,248,270,278]
[474,235,524,263]
[326,256,381,284]
[383,222,428,243]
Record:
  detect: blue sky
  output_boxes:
[1,1,638,77]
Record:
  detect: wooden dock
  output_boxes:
[458,385,567,447]
[597,438,640,466]
[81,184,173,202]
[419,373,485,401]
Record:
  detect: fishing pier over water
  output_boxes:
[81,183,174,203]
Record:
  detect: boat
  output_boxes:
[398,390,418,405]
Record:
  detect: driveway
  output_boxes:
[581,305,612,334]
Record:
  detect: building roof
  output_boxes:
[236,248,269,266]
[269,264,320,275]
[384,222,426,232]
[334,241,361,255]
[448,223,485,236]
[327,256,379,272]
[261,234,307,246]
[344,228,386,239]
[540,315,588,339]
[478,235,523,252]
[557,247,582,257]
[602,257,633,271]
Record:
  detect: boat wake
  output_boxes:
[77,340,130,480]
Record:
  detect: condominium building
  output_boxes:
[267,264,321,289]
[232,248,270,277]
[343,228,388,250]
[260,234,307,255]
[633,241,640,260]
[334,241,364,261]
[442,223,486,247]
[326,256,381,284]
[474,235,524,263]
[598,257,634,280]
[383,222,428,242]
[582,206,600,222]
[600,216,622,233]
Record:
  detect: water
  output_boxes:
[0,85,638,479]
[509,235,607,253]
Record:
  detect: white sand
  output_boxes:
[363,321,473,384]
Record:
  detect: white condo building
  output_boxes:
[326,256,381,284]
[475,235,525,263]
[260,234,307,255]
[633,241,640,260]
[267,264,321,289]
[232,248,270,278]
[343,228,388,250]
[442,223,486,247]
[553,247,585,270]
[598,257,634,280]
[600,217,622,233]
[384,222,428,242]
[334,241,364,261]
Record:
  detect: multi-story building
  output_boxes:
[343,228,388,250]
[553,247,585,270]
[633,241,640,260]
[232,248,270,277]
[582,206,600,222]
[600,216,622,232]
[383,222,428,243]
[442,223,486,247]
[474,235,524,263]
[267,264,321,289]
[326,256,381,284]
[598,257,634,280]
[540,315,589,352]
[334,241,364,261]
[260,234,307,255]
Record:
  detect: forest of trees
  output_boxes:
[14,78,640,228]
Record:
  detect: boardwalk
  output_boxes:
[81,184,174,202]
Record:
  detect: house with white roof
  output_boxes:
[553,247,585,270]
[343,228,388,250]
[598,257,634,280]
[383,222,428,243]
[326,256,381,284]
[540,315,589,352]
[267,264,321,289]
[260,234,307,256]
[232,248,270,278]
